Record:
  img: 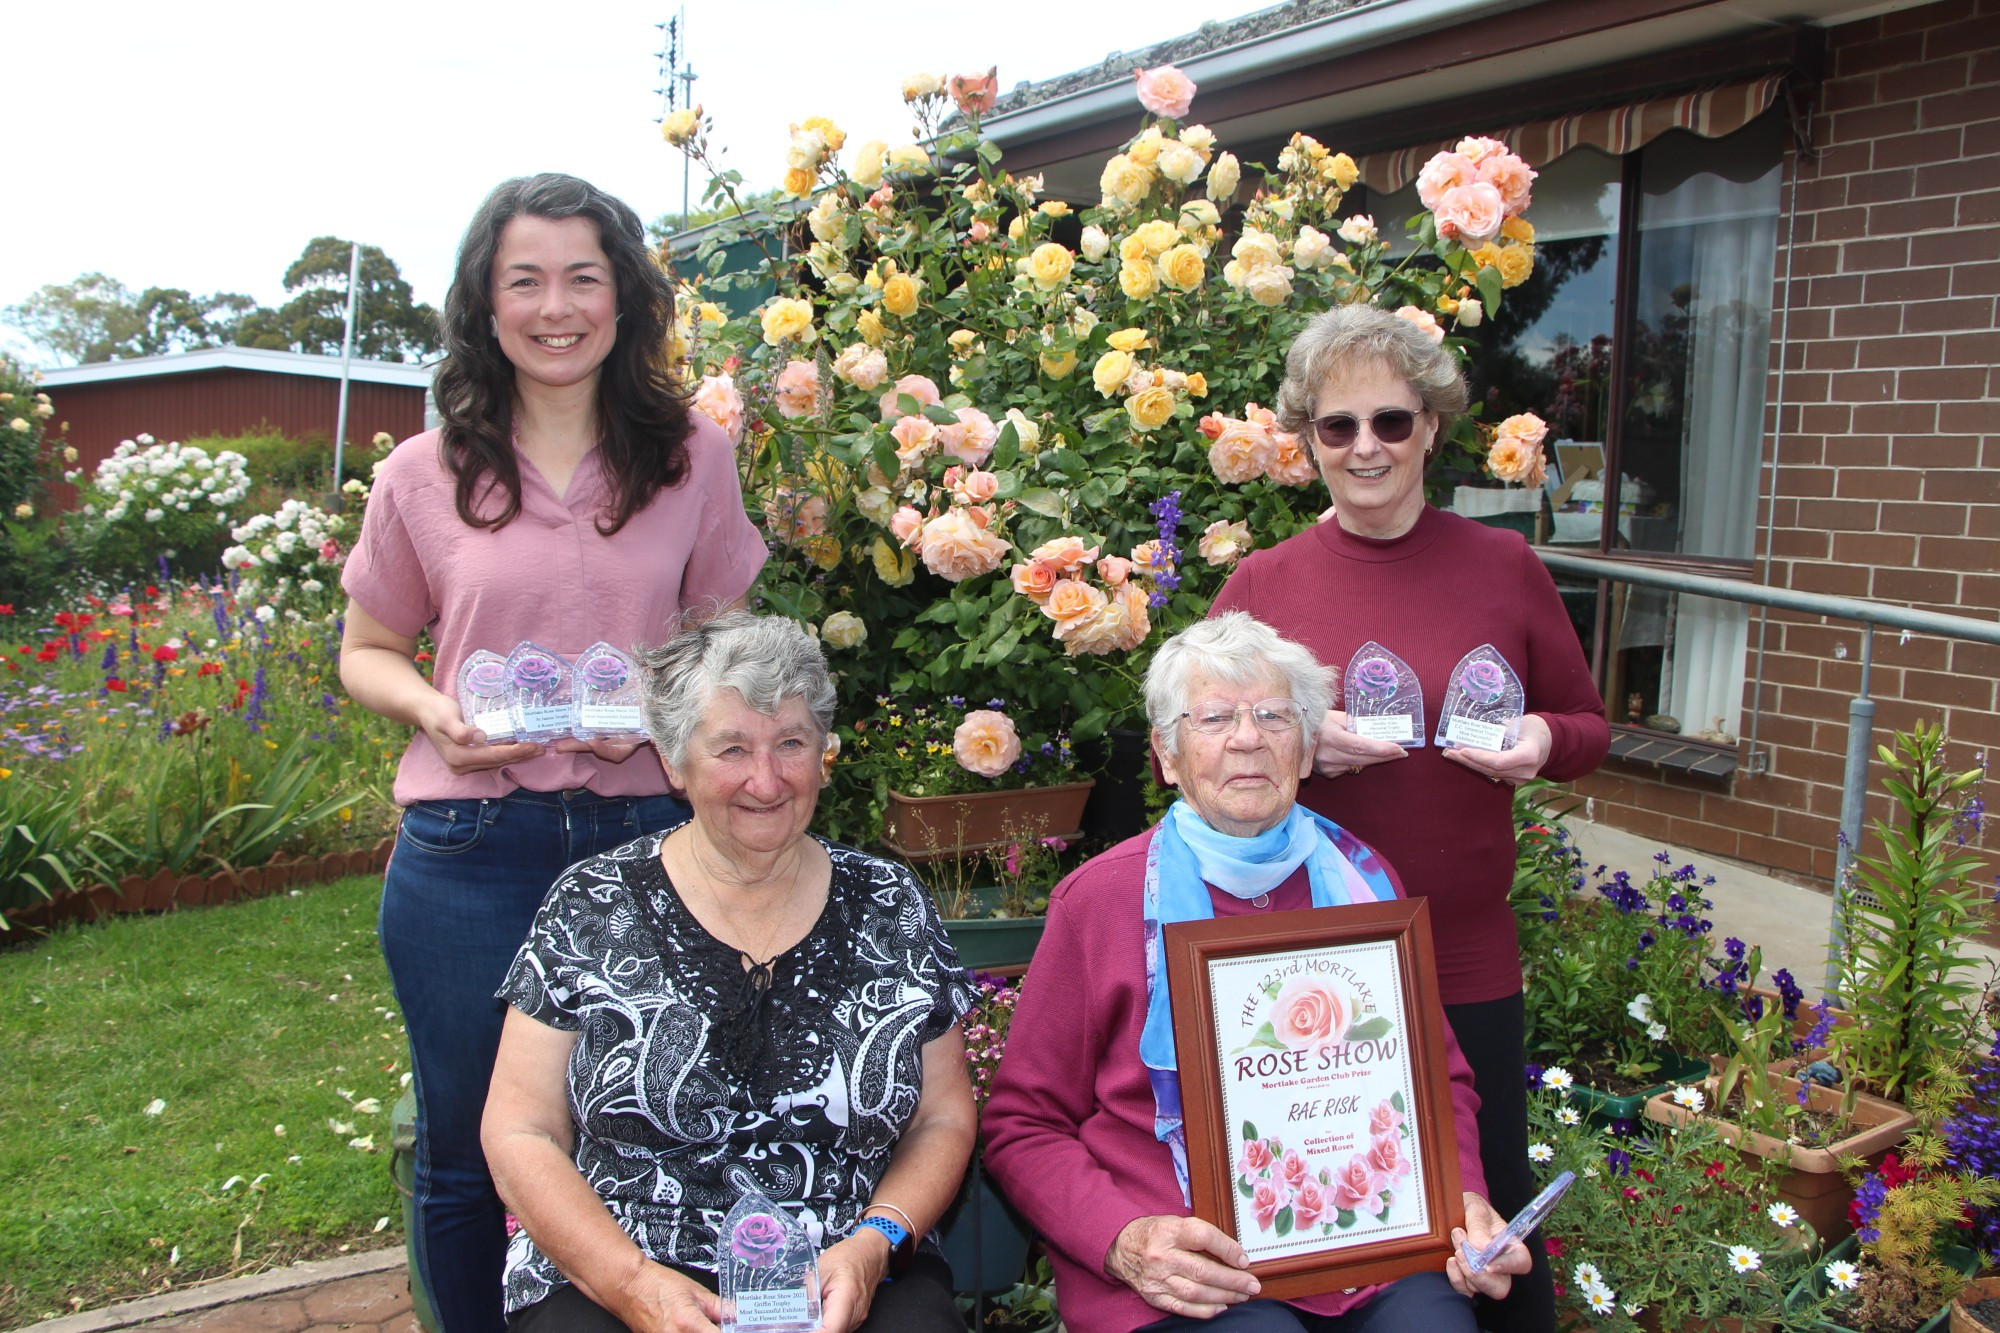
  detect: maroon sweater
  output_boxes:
[1212,507,1610,1005]
[982,835,1488,1333]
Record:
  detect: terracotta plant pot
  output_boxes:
[1952,1276,2000,1333]
[1644,1072,1915,1242]
[882,781,1095,863]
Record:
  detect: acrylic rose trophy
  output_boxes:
[1165,900,1466,1296]
[718,1167,821,1333]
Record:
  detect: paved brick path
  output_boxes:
[19,1251,420,1333]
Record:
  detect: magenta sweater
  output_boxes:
[981,833,1488,1333]
[1212,507,1610,1005]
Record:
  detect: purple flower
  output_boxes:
[512,655,559,691]
[579,653,628,693]
[1353,656,1400,700]
[1460,659,1507,704]
[1605,1148,1631,1176]
[246,665,269,732]
[1524,1063,1544,1089]
[729,1212,788,1268]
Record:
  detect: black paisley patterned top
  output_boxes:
[495,828,973,1313]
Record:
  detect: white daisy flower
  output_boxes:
[1558,1106,1581,1126]
[1543,1066,1575,1093]
[1622,1303,1645,1318]
[1728,1245,1761,1274]
[1671,1085,1706,1113]
[1767,1202,1799,1228]
[1529,1142,1555,1163]
[1584,1285,1617,1315]
[1825,1260,1860,1291]
[1573,1262,1603,1287]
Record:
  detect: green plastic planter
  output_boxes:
[1783,1233,1982,1333]
[1569,1050,1712,1127]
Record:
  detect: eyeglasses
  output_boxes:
[1179,698,1305,736]
[1310,409,1419,450]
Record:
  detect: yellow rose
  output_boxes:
[1119,260,1159,300]
[820,610,866,649]
[871,537,916,587]
[1039,200,1071,218]
[1093,349,1135,397]
[1185,372,1208,399]
[856,310,887,346]
[1126,386,1177,431]
[1179,198,1221,233]
[1207,152,1240,203]
[1099,154,1153,209]
[1106,328,1150,353]
[759,297,815,346]
[852,140,887,188]
[1118,233,1149,267]
[1127,128,1165,167]
[887,144,930,173]
[1470,242,1505,272]
[1007,215,1027,243]
[696,302,725,324]
[1026,241,1075,291]
[801,115,845,151]
[1156,140,1204,185]
[1133,219,1180,256]
[901,72,943,101]
[1158,243,1206,292]
[1501,216,1536,244]
[660,106,701,147]
[782,166,815,199]
[1039,348,1079,379]
[1328,152,1359,189]
[882,273,921,318]
[1497,244,1535,288]
[1436,294,1460,315]
[948,329,978,355]
[802,536,842,571]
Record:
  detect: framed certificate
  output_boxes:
[1165,899,1465,1298]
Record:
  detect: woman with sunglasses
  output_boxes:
[1211,302,1608,1333]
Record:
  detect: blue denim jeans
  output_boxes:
[380,787,689,1333]
[1136,1273,1475,1333]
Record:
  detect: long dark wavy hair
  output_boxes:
[433,173,692,533]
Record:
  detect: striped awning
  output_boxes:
[1357,73,1787,195]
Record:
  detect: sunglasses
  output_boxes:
[1310,409,1419,450]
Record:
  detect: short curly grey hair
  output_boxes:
[1273,304,1470,440]
[1144,613,1333,758]
[637,611,837,769]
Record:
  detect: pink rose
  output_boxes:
[953,468,1001,504]
[1197,519,1253,567]
[1027,536,1099,575]
[1252,1177,1288,1231]
[1097,555,1133,585]
[1454,135,1508,163]
[937,406,997,466]
[1134,64,1197,120]
[919,510,1010,582]
[1240,1138,1274,1175]
[1331,1153,1387,1217]
[1433,181,1505,245]
[1414,151,1477,214]
[1291,1176,1330,1230]
[1478,151,1536,216]
[968,219,992,243]
[890,413,937,456]
[1280,1150,1311,1191]
[879,373,942,422]
[949,67,999,116]
[832,342,888,391]
[1395,306,1446,344]
[1368,1100,1404,1136]
[1366,1131,1412,1186]
[691,373,745,443]
[1009,561,1058,604]
[953,709,1022,777]
[772,359,820,420]
[1272,976,1351,1051]
[890,506,924,548]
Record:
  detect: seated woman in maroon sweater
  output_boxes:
[1211,304,1610,1333]
[982,615,1528,1333]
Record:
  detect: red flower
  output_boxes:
[106,678,128,692]
[414,651,434,664]
[0,604,12,615]
[1634,1168,1655,1184]
[197,662,222,677]
[152,645,178,663]
[35,645,58,663]
[1543,1236,1565,1259]
[145,585,159,597]
[53,612,74,629]
[1704,1161,1728,1181]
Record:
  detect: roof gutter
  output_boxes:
[982,0,1525,144]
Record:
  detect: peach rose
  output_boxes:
[1267,432,1318,487]
[773,359,820,420]
[1042,578,1106,630]
[890,505,924,548]
[1338,214,1378,245]
[949,67,999,116]
[1063,582,1149,655]
[1009,561,1058,604]
[890,412,937,461]
[1495,412,1550,448]
[1369,1099,1404,1136]
[1395,306,1446,344]
[1252,1177,1288,1230]
[1331,1153,1387,1217]
[952,708,1021,777]
[1131,540,1172,578]
[1366,1130,1412,1186]
[1197,519,1252,566]
[1134,64,1197,119]
[1415,150,1477,213]
[1272,976,1351,1051]
[919,510,1009,582]
[1097,555,1133,585]
[1487,435,1546,487]
[953,468,1000,504]
[1455,135,1507,163]
[1433,181,1505,245]
[1208,420,1277,484]
[1291,1175,1331,1230]
[937,407,998,466]
[1479,151,1537,215]
[833,343,888,391]
[690,373,744,443]
[1028,535,1099,574]
[879,374,942,422]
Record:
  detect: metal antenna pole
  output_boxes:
[680,64,698,234]
[332,241,361,510]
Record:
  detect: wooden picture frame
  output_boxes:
[1165,899,1465,1299]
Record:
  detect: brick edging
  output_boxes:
[12,1245,405,1333]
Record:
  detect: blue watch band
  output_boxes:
[855,1215,912,1279]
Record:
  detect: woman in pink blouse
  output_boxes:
[339,173,766,1333]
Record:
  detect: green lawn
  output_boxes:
[0,876,410,1328]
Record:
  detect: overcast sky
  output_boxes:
[6,0,1266,365]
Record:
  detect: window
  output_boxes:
[1358,108,1784,743]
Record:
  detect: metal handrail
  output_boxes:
[1533,546,2000,999]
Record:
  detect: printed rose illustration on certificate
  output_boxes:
[1210,941,1430,1259]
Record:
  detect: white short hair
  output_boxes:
[1143,613,1332,756]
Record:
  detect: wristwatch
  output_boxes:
[855,1215,917,1279]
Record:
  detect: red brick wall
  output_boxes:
[1570,0,1999,890]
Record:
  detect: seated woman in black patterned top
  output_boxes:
[483,612,976,1333]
